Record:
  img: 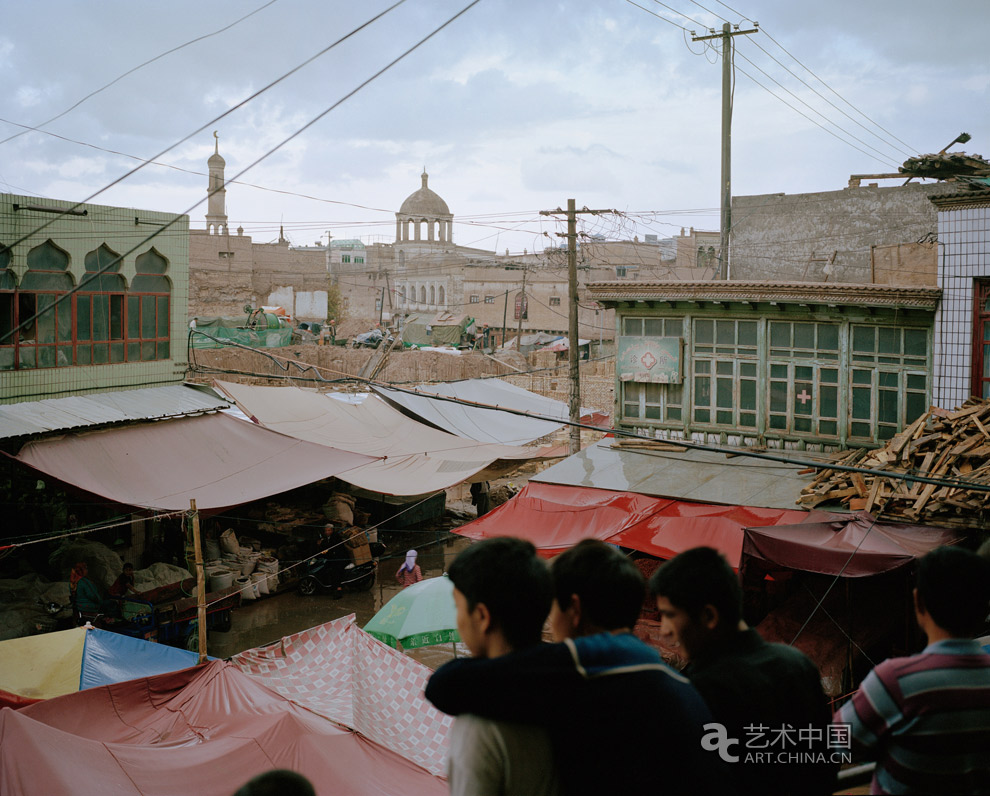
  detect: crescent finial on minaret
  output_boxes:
[213,130,219,154]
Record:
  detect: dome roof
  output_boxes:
[399,171,450,216]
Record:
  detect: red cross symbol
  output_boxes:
[640,351,657,369]
[796,389,811,405]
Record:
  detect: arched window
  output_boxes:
[430,285,436,305]
[131,248,172,361]
[18,240,74,369]
[76,244,127,365]
[419,285,426,304]
[0,244,14,370]
[438,285,445,305]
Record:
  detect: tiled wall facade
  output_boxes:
[932,202,990,409]
[0,193,189,404]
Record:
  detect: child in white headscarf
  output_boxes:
[396,549,423,588]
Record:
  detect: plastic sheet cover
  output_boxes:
[454,481,807,563]
[373,378,605,445]
[79,627,205,691]
[13,412,377,510]
[742,512,963,577]
[0,627,210,704]
[215,381,557,495]
[0,659,446,796]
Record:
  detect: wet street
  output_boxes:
[207,530,474,669]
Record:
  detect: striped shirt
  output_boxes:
[836,639,990,795]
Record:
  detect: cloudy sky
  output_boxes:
[1,0,987,253]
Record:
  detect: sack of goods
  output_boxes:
[342,526,372,565]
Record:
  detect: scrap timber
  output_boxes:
[798,399,990,528]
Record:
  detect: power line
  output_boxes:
[733,62,900,169]
[2,0,410,255]
[623,0,693,33]
[758,27,919,156]
[0,0,283,147]
[1,0,483,346]
[734,48,902,166]
[742,37,914,160]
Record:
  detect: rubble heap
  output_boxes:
[798,399,990,528]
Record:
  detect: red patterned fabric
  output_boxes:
[232,614,452,777]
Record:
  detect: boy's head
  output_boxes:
[648,546,743,661]
[447,537,552,657]
[548,539,645,641]
[915,545,990,638]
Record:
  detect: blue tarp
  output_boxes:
[79,628,207,690]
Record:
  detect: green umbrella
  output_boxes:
[363,574,461,650]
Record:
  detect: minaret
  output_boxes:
[206,131,228,235]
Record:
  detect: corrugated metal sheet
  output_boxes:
[533,439,810,511]
[0,384,230,441]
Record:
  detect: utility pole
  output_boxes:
[514,266,527,348]
[693,22,758,280]
[540,200,614,455]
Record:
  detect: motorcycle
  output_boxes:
[298,541,386,597]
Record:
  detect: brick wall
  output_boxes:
[187,346,616,414]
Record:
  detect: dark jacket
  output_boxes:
[426,632,733,796]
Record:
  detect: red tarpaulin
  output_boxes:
[454,482,675,554]
[742,512,963,577]
[0,660,445,796]
[454,481,807,563]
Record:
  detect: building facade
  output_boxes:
[589,281,940,451]
[931,189,990,407]
[0,193,188,403]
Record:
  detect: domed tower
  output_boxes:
[206,131,228,235]
[395,170,453,244]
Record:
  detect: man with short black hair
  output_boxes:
[837,545,990,795]
[427,539,727,796]
[650,546,834,796]
[443,537,559,796]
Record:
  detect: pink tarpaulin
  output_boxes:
[454,481,677,555]
[232,615,452,777]
[13,412,377,511]
[454,481,806,563]
[0,659,445,796]
[611,502,809,567]
[742,512,964,577]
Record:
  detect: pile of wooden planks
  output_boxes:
[798,399,990,526]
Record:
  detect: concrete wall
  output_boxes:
[731,183,955,283]
[189,230,331,322]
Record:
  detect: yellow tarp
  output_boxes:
[0,626,86,699]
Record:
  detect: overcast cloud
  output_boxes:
[1,0,987,252]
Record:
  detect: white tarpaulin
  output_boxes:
[13,412,377,510]
[373,378,601,445]
[214,381,558,495]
